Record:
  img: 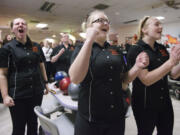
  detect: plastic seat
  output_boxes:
[34,106,75,135]
[41,93,64,116]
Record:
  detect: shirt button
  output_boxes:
[110,105,114,108]
[110,66,113,69]
[28,61,31,64]
[161,88,164,90]
[110,91,114,95]
[107,56,110,59]
[157,58,161,61]
[27,52,30,55]
[109,78,112,81]
[102,49,105,51]
[24,47,27,50]
[30,85,33,88]
[160,96,163,99]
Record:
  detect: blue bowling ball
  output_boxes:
[54,71,65,81]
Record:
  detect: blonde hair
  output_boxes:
[81,10,107,32]
[137,16,150,40]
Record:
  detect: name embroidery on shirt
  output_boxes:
[32,46,38,52]
[159,49,168,57]
[108,49,119,55]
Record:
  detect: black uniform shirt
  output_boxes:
[127,39,171,111]
[71,42,127,123]
[51,44,74,73]
[0,38,45,99]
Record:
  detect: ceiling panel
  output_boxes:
[0,0,180,42]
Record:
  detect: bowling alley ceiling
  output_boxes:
[0,0,180,42]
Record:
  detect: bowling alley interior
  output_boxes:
[0,0,180,135]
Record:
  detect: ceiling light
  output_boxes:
[156,16,165,20]
[52,34,56,38]
[79,32,86,39]
[36,23,48,28]
[68,34,76,43]
[45,38,55,43]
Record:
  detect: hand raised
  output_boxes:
[58,48,65,55]
[86,27,100,41]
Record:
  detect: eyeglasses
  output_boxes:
[92,18,110,24]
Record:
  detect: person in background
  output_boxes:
[108,33,119,46]
[69,10,149,135]
[51,33,74,74]
[124,38,132,52]
[127,16,180,135]
[0,18,50,135]
[42,39,53,82]
[39,41,44,48]
[0,30,3,47]
[2,34,13,45]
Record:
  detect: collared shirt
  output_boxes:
[127,39,171,111]
[51,44,74,73]
[0,38,45,99]
[71,42,127,123]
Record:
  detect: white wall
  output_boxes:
[117,24,138,44]
[163,21,180,39]
[116,20,180,44]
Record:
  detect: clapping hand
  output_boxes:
[135,52,149,69]
[169,45,180,66]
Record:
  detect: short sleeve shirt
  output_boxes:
[127,39,171,110]
[0,38,45,99]
[51,44,74,73]
[71,42,128,123]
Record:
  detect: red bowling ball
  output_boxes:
[59,77,71,95]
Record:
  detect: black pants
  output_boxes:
[132,105,174,135]
[9,94,43,135]
[75,113,125,135]
[45,61,53,81]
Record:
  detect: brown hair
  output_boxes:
[10,18,27,29]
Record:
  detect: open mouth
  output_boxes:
[101,28,107,32]
[18,29,24,33]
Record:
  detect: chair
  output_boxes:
[41,93,64,116]
[34,106,75,135]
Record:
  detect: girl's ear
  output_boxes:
[141,27,148,37]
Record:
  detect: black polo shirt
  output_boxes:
[51,44,74,73]
[0,38,45,99]
[71,42,127,123]
[127,39,171,111]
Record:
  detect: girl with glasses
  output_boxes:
[69,10,149,135]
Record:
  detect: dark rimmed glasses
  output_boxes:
[92,18,110,24]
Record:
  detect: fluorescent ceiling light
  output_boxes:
[52,34,56,38]
[36,23,48,28]
[79,32,86,39]
[68,34,76,43]
[156,16,165,20]
[45,38,55,43]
